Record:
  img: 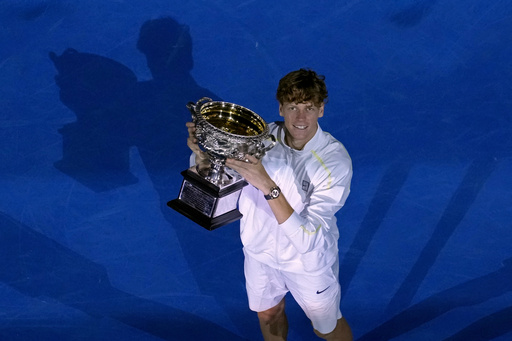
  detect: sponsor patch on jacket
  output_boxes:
[302,180,310,192]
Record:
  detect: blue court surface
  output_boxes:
[1,1,511,340]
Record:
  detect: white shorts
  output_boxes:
[244,251,342,334]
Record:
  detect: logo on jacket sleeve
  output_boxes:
[302,180,310,192]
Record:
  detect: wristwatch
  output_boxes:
[264,186,281,200]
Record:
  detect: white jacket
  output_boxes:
[239,121,352,275]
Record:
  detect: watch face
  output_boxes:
[265,186,281,200]
[270,187,280,198]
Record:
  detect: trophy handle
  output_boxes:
[187,97,213,145]
[261,134,276,154]
[253,134,276,159]
[187,97,212,120]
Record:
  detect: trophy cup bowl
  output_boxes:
[168,97,275,230]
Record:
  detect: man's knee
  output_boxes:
[257,298,286,325]
[314,317,353,340]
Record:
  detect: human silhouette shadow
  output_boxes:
[50,48,139,191]
[50,17,220,193]
[357,256,512,341]
[123,17,220,193]
[129,19,251,335]
[0,211,246,340]
[49,17,251,335]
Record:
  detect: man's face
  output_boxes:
[279,101,324,150]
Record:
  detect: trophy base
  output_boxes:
[167,199,242,231]
[167,167,247,231]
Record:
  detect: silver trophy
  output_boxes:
[168,97,275,230]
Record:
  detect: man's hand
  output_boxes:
[226,154,294,224]
[225,154,275,193]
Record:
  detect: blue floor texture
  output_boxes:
[1,1,511,340]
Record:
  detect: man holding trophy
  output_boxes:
[185,69,353,340]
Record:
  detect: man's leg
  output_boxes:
[257,297,288,341]
[314,317,353,341]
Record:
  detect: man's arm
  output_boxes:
[225,154,293,224]
[227,152,352,254]
[187,122,294,224]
